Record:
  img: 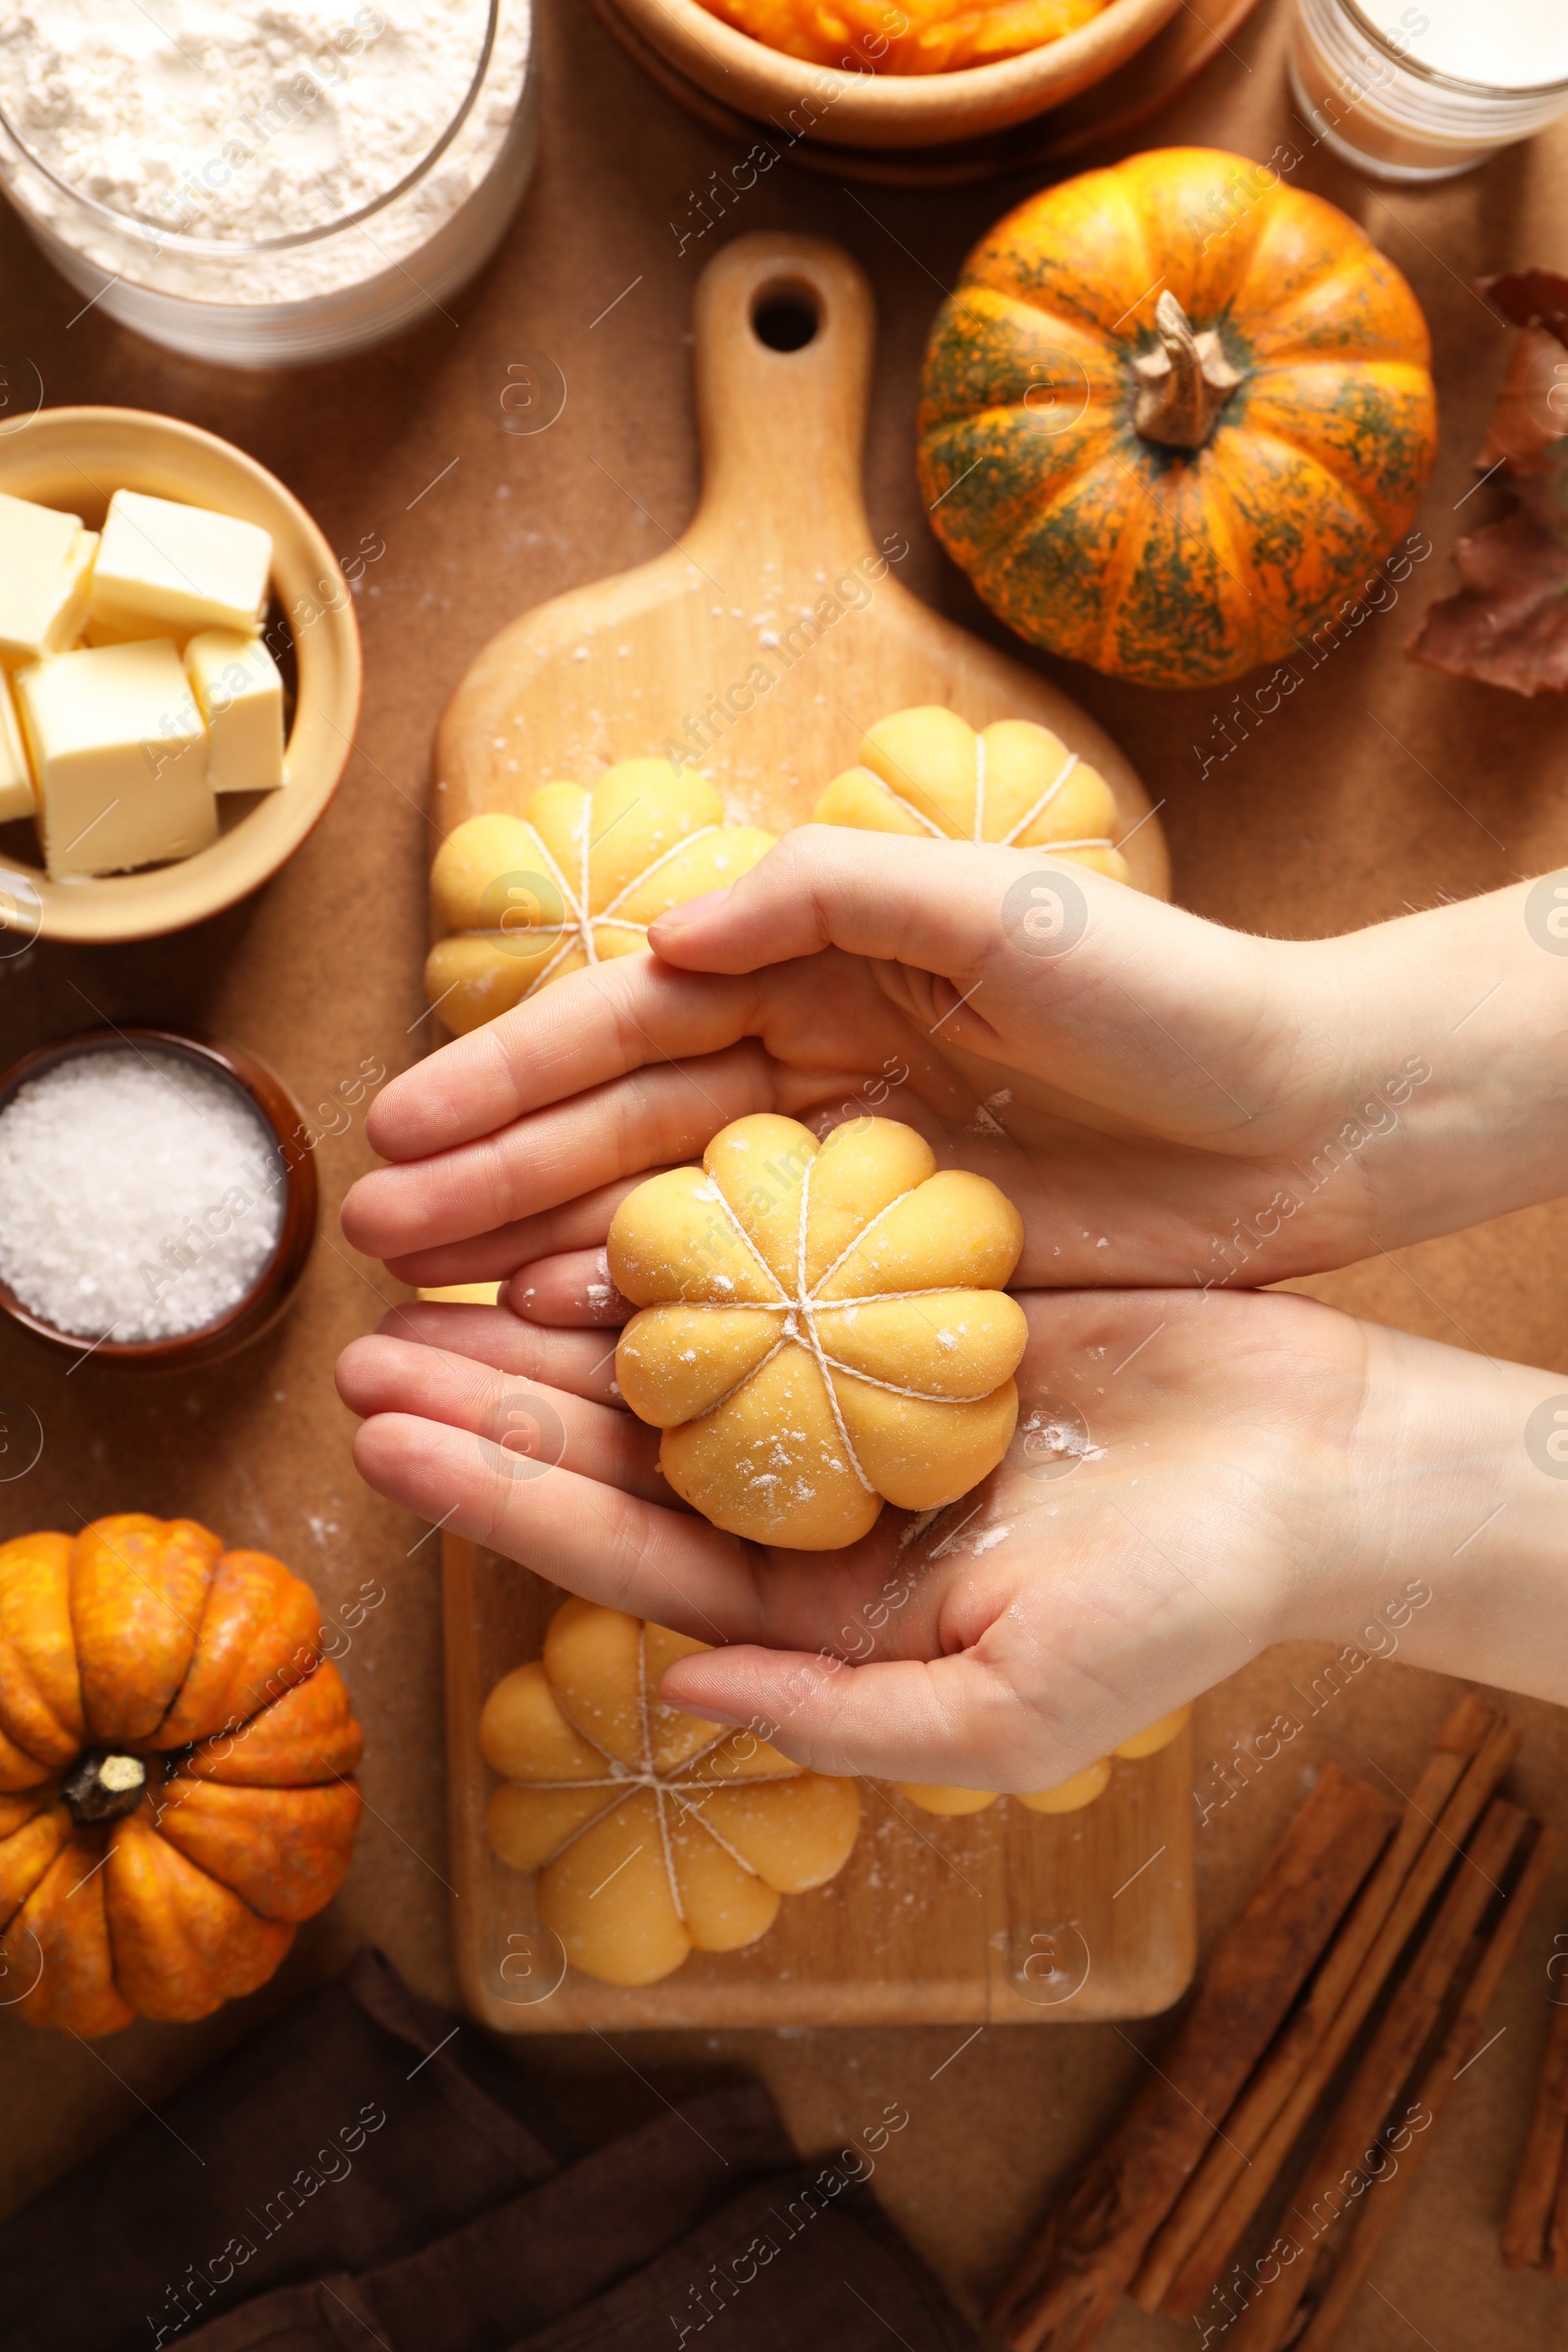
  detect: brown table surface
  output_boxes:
[3,3,1568,2343]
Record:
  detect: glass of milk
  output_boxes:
[1290,0,1568,180]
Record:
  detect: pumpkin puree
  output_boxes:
[694,0,1105,74]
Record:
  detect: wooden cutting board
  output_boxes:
[437,230,1185,2028]
[435,229,1168,894]
[446,1539,1197,2031]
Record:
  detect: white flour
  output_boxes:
[0,0,531,303]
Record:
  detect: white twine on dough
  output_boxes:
[454,804,722,1000]
[852,735,1114,857]
[505,1626,798,1889]
[660,1166,1002,1490]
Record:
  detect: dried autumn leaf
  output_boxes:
[1408,511,1568,697]
[1476,327,1568,476]
[1481,270,1568,343]
[1513,437,1568,545]
[1408,270,1568,695]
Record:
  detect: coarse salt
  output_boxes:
[0,1048,286,1340]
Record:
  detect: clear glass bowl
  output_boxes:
[1290,0,1568,182]
[0,0,538,367]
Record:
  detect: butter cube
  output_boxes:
[83,612,160,650]
[90,490,271,645]
[16,640,216,881]
[0,493,98,664]
[184,631,285,794]
[0,669,34,823]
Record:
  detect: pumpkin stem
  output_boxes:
[61,1747,148,1826]
[1133,290,1242,451]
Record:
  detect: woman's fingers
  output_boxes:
[344,1042,779,1260]
[508,1249,634,1327]
[366,956,768,1163]
[337,1332,658,1497]
[369,1302,626,1405]
[653,830,1288,1150]
[378,1173,646,1291]
[350,1409,765,1642]
[364,937,935,1177]
[649,826,1092,979]
[657,1642,1096,1791]
[350,946,927,1267]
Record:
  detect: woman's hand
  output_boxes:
[341,833,1568,1296]
[335,1274,1568,1790]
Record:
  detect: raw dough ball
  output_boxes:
[609,1113,1027,1549]
[481,1597,859,1987]
[425,760,774,1035]
[1015,1758,1111,1813]
[896,1785,1000,1817]
[1111,1703,1191,1760]
[897,1761,1110,1816]
[895,1708,1191,1818]
[814,705,1129,883]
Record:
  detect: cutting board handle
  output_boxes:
[687,233,878,569]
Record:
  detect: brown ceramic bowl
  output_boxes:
[608,0,1183,148]
[0,1027,318,1371]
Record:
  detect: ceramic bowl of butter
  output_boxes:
[0,407,361,946]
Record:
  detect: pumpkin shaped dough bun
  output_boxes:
[425,759,775,1037]
[608,1113,1028,1550]
[483,1598,860,1987]
[815,705,1129,885]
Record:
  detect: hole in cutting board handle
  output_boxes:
[751,281,821,353]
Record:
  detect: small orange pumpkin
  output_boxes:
[917,147,1438,688]
[0,1515,363,2037]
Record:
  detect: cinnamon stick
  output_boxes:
[1219,1796,1533,2352]
[1128,1702,1494,2305]
[1293,1819,1556,2352]
[990,1764,1399,2352]
[1547,2075,1568,2278]
[1155,1706,1521,2320]
[1501,1969,1568,2268]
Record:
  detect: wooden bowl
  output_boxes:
[609,0,1183,148]
[0,408,362,947]
[592,0,1263,184]
[0,1028,319,1371]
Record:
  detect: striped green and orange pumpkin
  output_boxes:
[917,148,1438,690]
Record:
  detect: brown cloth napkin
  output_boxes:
[2,1951,987,2352]
[174,2089,981,2352]
[0,1950,570,2352]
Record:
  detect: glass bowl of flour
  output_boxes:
[0,0,537,367]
